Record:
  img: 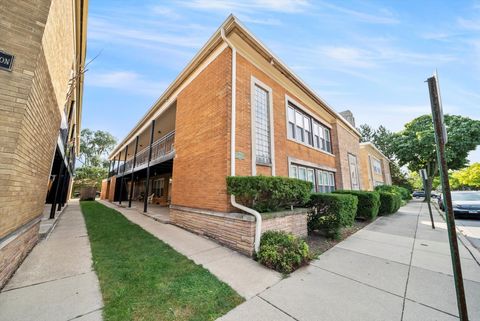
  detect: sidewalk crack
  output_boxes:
[400,202,423,321]
[258,296,300,321]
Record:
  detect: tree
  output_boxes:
[358,123,412,191]
[80,129,116,168]
[74,129,117,194]
[451,163,480,189]
[392,114,480,193]
[358,124,375,143]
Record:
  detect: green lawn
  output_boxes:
[80,201,243,321]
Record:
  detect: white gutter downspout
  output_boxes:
[221,27,262,253]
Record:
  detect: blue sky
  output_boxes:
[83,0,480,163]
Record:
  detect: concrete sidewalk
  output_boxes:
[219,200,480,321]
[0,200,103,321]
[99,200,281,299]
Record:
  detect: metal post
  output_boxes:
[108,160,112,178]
[116,154,120,175]
[61,174,70,207]
[57,167,67,211]
[50,158,64,219]
[119,145,128,205]
[144,120,155,213]
[128,136,139,208]
[427,73,468,320]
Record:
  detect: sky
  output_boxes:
[82,0,480,163]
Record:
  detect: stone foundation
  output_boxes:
[0,221,40,289]
[170,205,308,256]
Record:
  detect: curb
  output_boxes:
[432,202,480,266]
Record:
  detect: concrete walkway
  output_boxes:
[219,200,480,321]
[99,200,281,299]
[0,200,103,321]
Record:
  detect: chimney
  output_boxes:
[339,110,355,127]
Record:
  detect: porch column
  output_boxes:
[108,160,112,178]
[144,120,155,213]
[116,153,120,175]
[50,158,64,219]
[128,135,139,208]
[56,167,68,211]
[119,145,128,204]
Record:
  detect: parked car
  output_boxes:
[442,191,480,218]
[412,190,425,198]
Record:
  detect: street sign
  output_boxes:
[0,51,14,71]
[427,72,468,320]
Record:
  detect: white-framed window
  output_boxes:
[287,102,332,154]
[254,84,272,165]
[153,178,164,197]
[289,162,335,193]
[348,153,360,190]
[372,157,382,175]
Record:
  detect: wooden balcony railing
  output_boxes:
[116,130,175,175]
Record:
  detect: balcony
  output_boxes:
[115,130,175,177]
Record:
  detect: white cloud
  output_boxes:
[86,70,167,96]
[458,17,480,30]
[317,1,399,24]
[178,0,310,13]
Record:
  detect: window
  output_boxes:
[372,157,382,175]
[348,154,360,190]
[254,84,272,164]
[153,178,164,197]
[287,102,332,154]
[289,162,335,193]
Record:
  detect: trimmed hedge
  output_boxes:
[333,190,380,220]
[375,185,412,201]
[378,192,402,215]
[226,176,312,213]
[257,230,310,274]
[307,193,358,238]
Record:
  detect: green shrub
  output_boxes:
[227,176,312,213]
[375,185,412,201]
[378,192,402,215]
[257,231,310,274]
[333,190,380,220]
[307,193,358,238]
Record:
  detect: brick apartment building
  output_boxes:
[359,142,392,191]
[0,0,88,288]
[101,15,390,255]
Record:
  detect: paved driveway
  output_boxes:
[219,200,480,321]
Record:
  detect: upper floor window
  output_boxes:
[287,102,332,153]
[254,84,272,165]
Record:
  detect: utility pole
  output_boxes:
[427,72,468,320]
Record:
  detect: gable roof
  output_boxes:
[360,142,390,162]
[110,14,360,158]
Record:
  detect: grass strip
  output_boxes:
[81,201,243,321]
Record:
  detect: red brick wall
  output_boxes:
[100,179,108,200]
[332,122,361,190]
[171,49,231,212]
[108,176,116,201]
[235,54,336,178]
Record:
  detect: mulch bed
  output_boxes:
[307,220,370,257]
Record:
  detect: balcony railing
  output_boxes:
[116,130,175,176]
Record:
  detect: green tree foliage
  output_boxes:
[450,163,480,189]
[358,123,411,190]
[357,124,375,143]
[393,115,480,192]
[80,129,117,168]
[74,129,117,192]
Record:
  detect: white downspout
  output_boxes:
[221,28,262,253]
